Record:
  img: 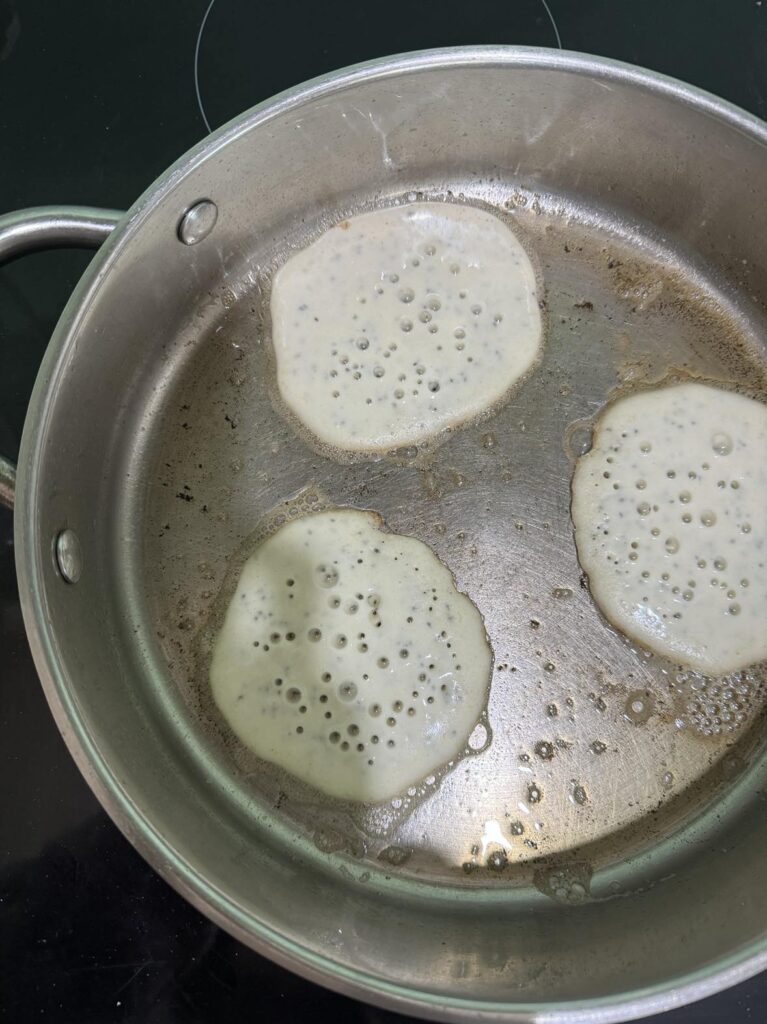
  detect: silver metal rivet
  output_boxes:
[177,200,218,245]
[55,529,82,584]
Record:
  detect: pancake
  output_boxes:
[571,382,767,675]
[270,202,542,453]
[210,508,492,802]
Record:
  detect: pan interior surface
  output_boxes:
[141,181,767,886]
[23,51,767,1019]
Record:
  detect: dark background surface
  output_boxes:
[2,1,767,1021]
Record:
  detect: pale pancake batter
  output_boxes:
[210,509,492,802]
[270,202,542,452]
[572,382,767,675]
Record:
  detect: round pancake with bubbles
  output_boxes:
[571,382,767,675]
[270,202,542,453]
[210,509,492,803]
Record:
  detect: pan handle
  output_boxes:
[0,206,122,262]
[0,456,14,511]
[0,206,123,510]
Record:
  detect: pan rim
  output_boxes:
[15,44,767,1023]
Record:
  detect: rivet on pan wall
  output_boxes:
[55,529,83,584]
[177,199,218,245]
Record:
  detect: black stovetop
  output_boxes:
[2,2,767,1021]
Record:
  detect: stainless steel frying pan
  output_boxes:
[2,47,767,1024]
